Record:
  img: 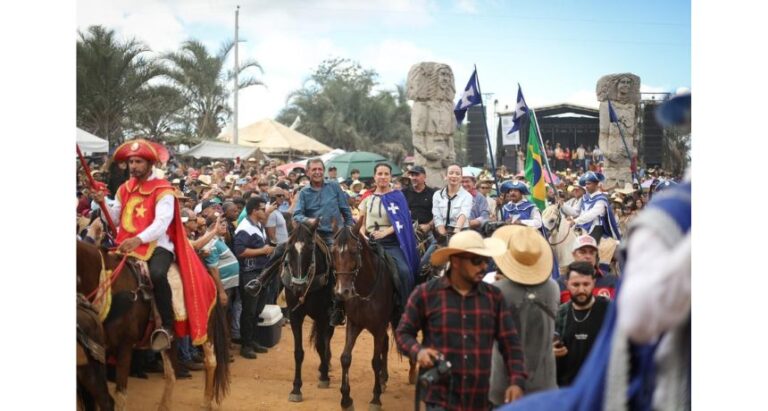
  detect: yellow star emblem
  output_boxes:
[135,204,147,218]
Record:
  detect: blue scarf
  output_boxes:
[379,191,420,280]
[579,192,622,241]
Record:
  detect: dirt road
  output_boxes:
[120,319,417,410]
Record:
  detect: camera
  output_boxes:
[419,355,452,387]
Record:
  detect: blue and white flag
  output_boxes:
[504,85,529,145]
[380,190,420,288]
[454,69,482,126]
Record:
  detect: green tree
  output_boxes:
[164,40,264,140]
[124,85,186,142]
[276,58,412,160]
[77,25,166,146]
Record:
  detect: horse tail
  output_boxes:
[209,300,231,404]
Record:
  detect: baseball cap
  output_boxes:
[408,165,426,175]
[571,235,598,253]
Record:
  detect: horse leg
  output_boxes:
[369,328,385,411]
[380,331,389,393]
[316,322,333,388]
[288,311,305,402]
[113,343,132,411]
[200,341,216,411]
[340,322,363,411]
[157,349,176,411]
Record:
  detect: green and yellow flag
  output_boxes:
[524,111,547,211]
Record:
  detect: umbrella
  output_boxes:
[277,161,306,175]
[326,151,403,180]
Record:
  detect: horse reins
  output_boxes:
[85,249,129,303]
[334,227,383,302]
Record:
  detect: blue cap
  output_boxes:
[500,180,530,195]
[579,171,605,184]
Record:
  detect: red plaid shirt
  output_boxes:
[396,275,527,410]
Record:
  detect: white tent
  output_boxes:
[76,128,109,153]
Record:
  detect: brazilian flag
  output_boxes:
[525,111,547,211]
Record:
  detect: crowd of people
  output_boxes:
[76,93,690,410]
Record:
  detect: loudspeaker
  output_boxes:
[466,106,487,167]
[643,104,664,166]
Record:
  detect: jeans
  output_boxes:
[419,233,437,269]
[178,336,196,362]
[226,287,241,340]
[239,269,263,348]
[380,236,414,308]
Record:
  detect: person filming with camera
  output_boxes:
[395,230,527,410]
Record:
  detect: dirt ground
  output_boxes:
[117,319,417,410]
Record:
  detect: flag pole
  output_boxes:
[607,99,643,194]
[472,65,499,190]
[528,106,558,198]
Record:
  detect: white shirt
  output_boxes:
[561,192,606,228]
[98,173,175,254]
[431,186,473,230]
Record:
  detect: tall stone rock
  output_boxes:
[407,62,456,188]
[596,73,641,189]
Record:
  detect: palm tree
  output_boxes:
[77,25,166,146]
[163,40,264,140]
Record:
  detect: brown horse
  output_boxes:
[76,240,230,410]
[332,222,410,411]
[282,220,337,403]
[77,293,113,411]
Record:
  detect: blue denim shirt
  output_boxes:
[292,181,354,235]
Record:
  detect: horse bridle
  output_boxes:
[285,223,318,286]
[333,227,383,301]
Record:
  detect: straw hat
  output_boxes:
[491,225,553,285]
[431,231,507,266]
[197,175,212,186]
[615,183,635,195]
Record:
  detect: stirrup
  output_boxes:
[150,328,173,352]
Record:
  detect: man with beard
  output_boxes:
[500,181,543,231]
[554,261,610,386]
[461,171,490,233]
[557,235,618,303]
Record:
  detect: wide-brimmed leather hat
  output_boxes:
[492,225,553,285]
[431,230,507,266]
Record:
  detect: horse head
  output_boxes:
[284,219,321,297]
[332,219,363,301]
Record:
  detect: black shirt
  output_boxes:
[402,185,435,224]
[555,296,610,386]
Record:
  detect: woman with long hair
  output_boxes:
[431,163,473,245]
[359,163,420,310]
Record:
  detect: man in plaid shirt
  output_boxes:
[396,230,527,410]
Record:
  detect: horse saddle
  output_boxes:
[76,293,106,365]
[126,258,153,301]
[368,241,403,300]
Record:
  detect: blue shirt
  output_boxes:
[233,217,268,274]
[292,181,354,235]
[204,237,240,290]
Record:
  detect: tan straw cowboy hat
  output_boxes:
[431,230,507,266]
[492,225,553,285]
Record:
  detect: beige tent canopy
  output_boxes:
[179,140,269,161]
[219,119,332,157]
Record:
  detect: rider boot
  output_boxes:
[148,248,175,352]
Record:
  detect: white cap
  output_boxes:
[571,235,598,253]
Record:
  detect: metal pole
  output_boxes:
[233,5,240,145]
[472,65,498,190]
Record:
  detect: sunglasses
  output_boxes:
[456,253,489,266]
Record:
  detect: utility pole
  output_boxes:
[233,5,240,145]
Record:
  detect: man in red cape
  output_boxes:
[93,138,216,349]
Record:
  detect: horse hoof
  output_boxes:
[342,404,355,411]
[369,404,382,411]
[288,393,303,402]
[318,379,331,388]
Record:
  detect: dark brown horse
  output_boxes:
[76,240,230,410]
[77,293,113,411]
[332,222,407,411]
[282,220,337,402]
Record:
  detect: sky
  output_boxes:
[77,0,691,133]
